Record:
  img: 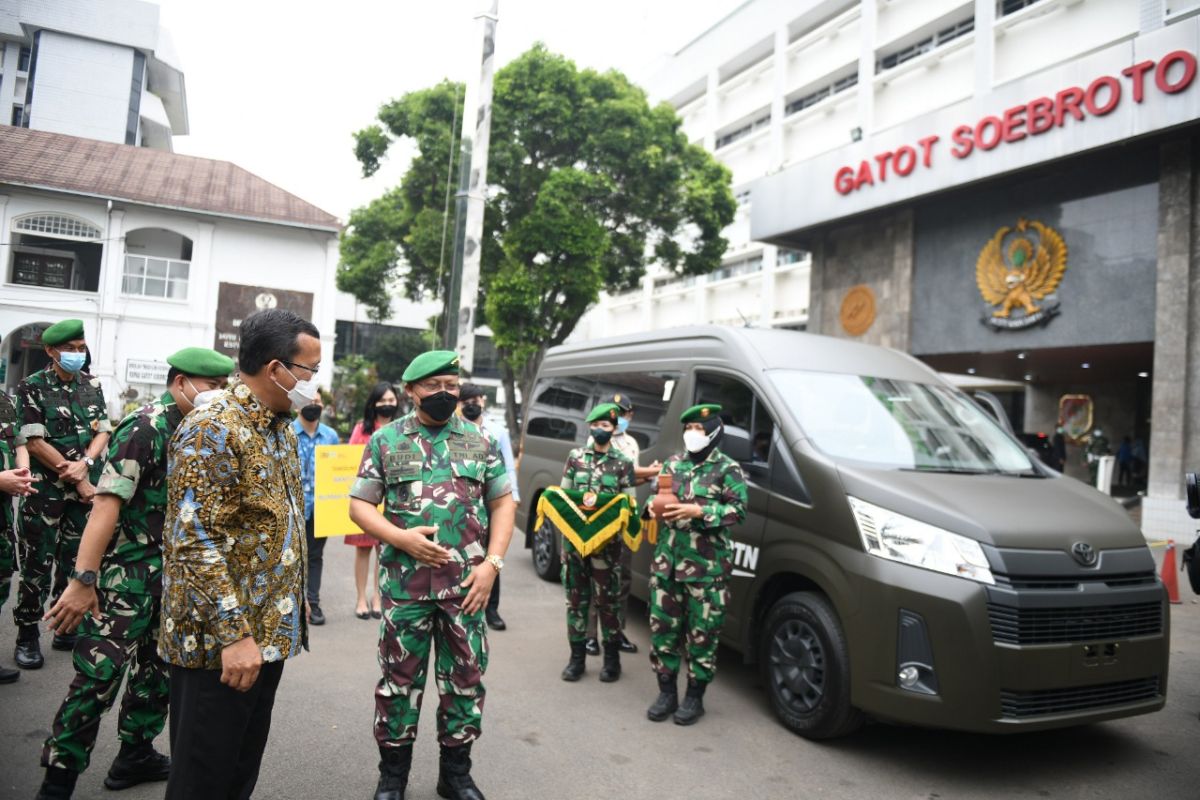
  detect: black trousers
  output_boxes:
[487,573,500,613]
[305,517,325,605]
[165,660,285,800]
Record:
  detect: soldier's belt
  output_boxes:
[535,487,643,556]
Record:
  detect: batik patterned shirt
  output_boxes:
[350,413,511,602]
[94,392,183,596]
[159,382,307,669]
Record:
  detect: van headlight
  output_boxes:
[847,497,994,585]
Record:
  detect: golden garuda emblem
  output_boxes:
[976,217,1067,330]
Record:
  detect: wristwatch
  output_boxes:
[485,554,504,573]
[83,457,95,467]
[70,568,98,587]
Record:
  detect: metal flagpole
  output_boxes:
[445,0,498,373]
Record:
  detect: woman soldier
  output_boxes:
[646,404,747,725]
[559,402,635,683]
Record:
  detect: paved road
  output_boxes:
[2,536,1198,799]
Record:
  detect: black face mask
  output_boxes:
[461,402,483,421]
[591,428,613,446]
[418,391,458,423]
[375,404,398,419]
[299,405,322,422]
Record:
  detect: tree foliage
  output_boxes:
[339,44,735,428]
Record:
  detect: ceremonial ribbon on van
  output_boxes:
[535,487,643,555]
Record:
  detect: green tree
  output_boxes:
[329,354,378,439]
[340,44,735,431]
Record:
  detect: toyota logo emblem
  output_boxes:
[1071,541,1098,567]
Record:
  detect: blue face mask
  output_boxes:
[617,417,630,433]
[57,351,86,373]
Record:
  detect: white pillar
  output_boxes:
[857,0,877,137]
[760,245,777,327]
[96,207,125,405]
[974,0,995,101]
[704,69,720,151]
[192,221,217,346]
[771,27,788,169]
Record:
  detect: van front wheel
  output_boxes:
[532,523,561,583]
[760,591,864,739]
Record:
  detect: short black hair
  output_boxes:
[237,309,320,375]
[362,381,397,435]
[166,366,181,385]
[458,382,485,402]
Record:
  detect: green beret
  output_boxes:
[167,347,235,378]
[680,404,722,424]
[41,319,85,346]
[586,403,621,424]
[402,350,461,383]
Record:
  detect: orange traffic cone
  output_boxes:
[1161,539,1182,605]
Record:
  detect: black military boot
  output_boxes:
[598,642,621,682]
[560,641,586,682]
[673,680,707,726]
[15,625,43,669]
[34,766,77,799]
[436,743,485,800]
[646,673,679,722]
[374,745,413,800]
[51,632,77,652]
[0,661,19,683]
[103,741,171,789]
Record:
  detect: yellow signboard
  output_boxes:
[314,444,369,538]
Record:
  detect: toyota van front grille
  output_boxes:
[999,676,1161,719]
[987,601,1163,645]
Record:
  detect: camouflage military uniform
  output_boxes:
[560,446,635,646]
[0,390,26,614]
[42,393,180,772]
[14,366,110,627]
[648,449,747,685]
[350,412,510,749]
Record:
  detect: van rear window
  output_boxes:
[524,371,680,449]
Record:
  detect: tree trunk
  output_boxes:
[499,345,547,452]
[500,353,520,438]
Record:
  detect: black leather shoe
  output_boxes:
[484,609,506,631]
[561,641,587,682]
[599,642,621,683]
[0,663,18,683]
[583,637,600,656]
[647,673,678,722]
[674,681,707,726]
[34,766,77,799]
[618,633,638,654]
[51,633,76,652]
[436,743,485,800]
[375,745,412,800]
[15,636,43,670]
[309,605,326,626]
[104,743,171,789]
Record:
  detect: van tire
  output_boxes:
[760,591,863,739]
[532,522,561,583]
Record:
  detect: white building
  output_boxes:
[0,0,187,151]
[0,125,340,414]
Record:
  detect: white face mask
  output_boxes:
[273,364,319,412]
[684,428,716,453]
[184,378,223,410]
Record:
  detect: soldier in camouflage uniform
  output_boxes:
[33,348,234,800]
[349,350,515,800]
[645,404,747,726]
[559,402,635,684]
[14,319,112,669]
[0,387,36,683]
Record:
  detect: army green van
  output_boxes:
[516,326,1168,738]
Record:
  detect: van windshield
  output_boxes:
[768,369,1035,474]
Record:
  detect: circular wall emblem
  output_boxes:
[840,284,876,337]
[255,292,278,310]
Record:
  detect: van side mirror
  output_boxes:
[1187,472,1200,520]
[723,425,753,463]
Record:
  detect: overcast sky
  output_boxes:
[155,0,738,222]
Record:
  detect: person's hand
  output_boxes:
[74,480,97,504]
[44,579,100,635]
[663,503,704,522]
[0,467,36,496]
[220,636,263,692]
[459,561,498,615]
[57,459,89,484]
[305,599,311,623]
[395,526,450,567]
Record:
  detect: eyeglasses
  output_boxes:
[280,359,320,378]
[416,380,461,393]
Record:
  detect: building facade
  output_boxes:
[0,0,187,150]
[0,126,340,414]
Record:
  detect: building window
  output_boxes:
[122,255,190,299]
[11,248,76,289]
[715,111,771,149]
[17,46,31,72]
[877,17,975,73]
[998,0,1044,16]
[786,73,858,116]
[8,105,19,127]
[13,214,102,240]
[711,255,763,282]
[777,248,807,266]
